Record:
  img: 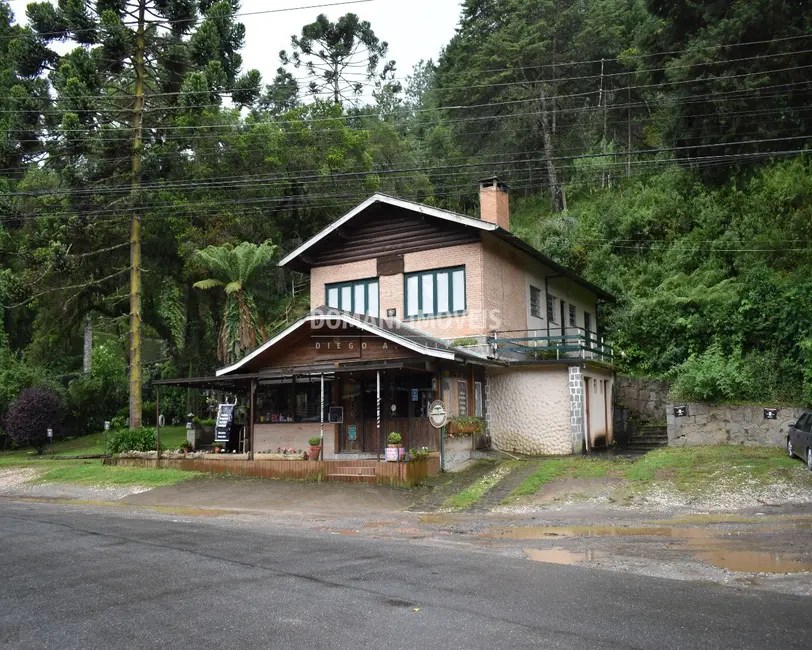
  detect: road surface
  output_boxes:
[0,500,808,649]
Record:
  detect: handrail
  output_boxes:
[489,328,614,364]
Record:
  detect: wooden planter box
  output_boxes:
[199,453,250,461]
[254,452,307,461]
[448,423,481,435]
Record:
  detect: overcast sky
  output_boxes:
[8,0,463,94]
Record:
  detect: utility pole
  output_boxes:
[129,0,146,428]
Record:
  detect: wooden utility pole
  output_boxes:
[128,0,146,428]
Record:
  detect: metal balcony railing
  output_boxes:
[489,327,614,364]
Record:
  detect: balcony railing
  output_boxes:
[489,327,614,364]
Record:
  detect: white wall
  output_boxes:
[583,368,614,446]
[488,366,572,455]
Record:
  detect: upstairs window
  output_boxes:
[404,266,465,318]
[569,304,577,327]
[530,285,542,318]
[326,278,379,317]
[546,295,557,323]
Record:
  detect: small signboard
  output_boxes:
[428,400,448,429]
[328,406,344,423]
[347,424,357,441]
[46,428,53,438]
[457,381,468,417]
[215,403,235,443]
[411,388,418,402]
[764,407,778,420]
[104,421,110,431]
[673,405,688,417]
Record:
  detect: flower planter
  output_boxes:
[448,424,479,435]
[308,445,322,461]
[201,453,250,461]
[385,445,404,462]
[254,452,307,461]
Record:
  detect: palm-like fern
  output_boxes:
[193,241,277,364]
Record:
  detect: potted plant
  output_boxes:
[213,442,224,454]
[386,432,404,462]
[308,436,322,461]
[448,416,483,436]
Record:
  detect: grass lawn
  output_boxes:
[508,446,809,501]
[442,461,518,510]
[33,461,200,488]
[0,425,188,466]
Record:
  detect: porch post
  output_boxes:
[155,386,161,463]
[376,370,381,461]
[249,379,256,459]
[319,372,324,460]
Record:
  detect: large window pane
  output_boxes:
[327,287,339,308]
[436,272,449,314]
[406,276,419,316]
[367,281,379,317]
[421,274,435,314]
[354,283,366,315]
[340,286,352,311]
[452,270,465,312]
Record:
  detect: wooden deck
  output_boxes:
[105,456,440,487]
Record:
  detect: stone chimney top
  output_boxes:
[479,176,510,231]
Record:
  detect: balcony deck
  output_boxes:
[489,327,614,365]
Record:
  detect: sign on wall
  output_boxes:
[429,400,448,429]
[215,403,235,442]
[673,405,688,417]
[347,424,357,441]
[328,406,344,423]
[474,382,483,418]
[314,336,361,360]
[763,408,778,420]
[457,380,468,417]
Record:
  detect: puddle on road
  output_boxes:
[524,547,603,565]
[490,524,812,574]
[419,514,461,525]
[694,550,812,574]
[482,525,720,540]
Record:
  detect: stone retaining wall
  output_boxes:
[615,377,671,423]
[667,403,809,447]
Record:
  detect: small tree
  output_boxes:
[4,388,62,454]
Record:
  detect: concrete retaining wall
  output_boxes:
[667,403,809,447]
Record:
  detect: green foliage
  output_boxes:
[106,427,157,454]
[387,431,402,445]
[451,337,478,347]
[307,436,322,446]
[0,348,63,419]
[669,344,751,403]
[64,343,128,435]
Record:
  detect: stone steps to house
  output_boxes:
[469,461,541,512]
[325,473,376,483]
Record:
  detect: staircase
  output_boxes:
[625,424,668,452]
[324,461,377,483]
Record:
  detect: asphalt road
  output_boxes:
[0,500,809,650]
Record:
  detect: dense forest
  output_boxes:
[1,0,811,440]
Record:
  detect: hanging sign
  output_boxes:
[328,406,344,423]
[215,403,235,443]
[411,388,418,402]
[457,381,468,417]
[347,424,357,441]
[428,400,448,429]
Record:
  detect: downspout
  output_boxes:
[376,370,381,462]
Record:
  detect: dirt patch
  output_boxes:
[0,467,152,501]
[523,477,624,506]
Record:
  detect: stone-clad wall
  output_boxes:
[488,366,571,455]
[615,377,671,422]
[667,403,809,447]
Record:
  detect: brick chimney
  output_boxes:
[479,177,510,230]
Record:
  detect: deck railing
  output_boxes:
[489,327,614,364]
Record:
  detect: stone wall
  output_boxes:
[488,365,571,455]
[667,403,809,447]
[615,377,671,423]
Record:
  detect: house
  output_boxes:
[205,178,615,462]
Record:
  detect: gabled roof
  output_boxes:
[216,306,496,377]
[278,193,614,302]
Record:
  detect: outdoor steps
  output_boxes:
[325,465,377,483]
[624,424,668,451]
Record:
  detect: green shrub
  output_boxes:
[106,427,157,454]
[0,348,63,420]
[308,436,322,446]
[387,431,402,445]
[63,343,128,436]
[670,344,752,403]
[110,415,127,430]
